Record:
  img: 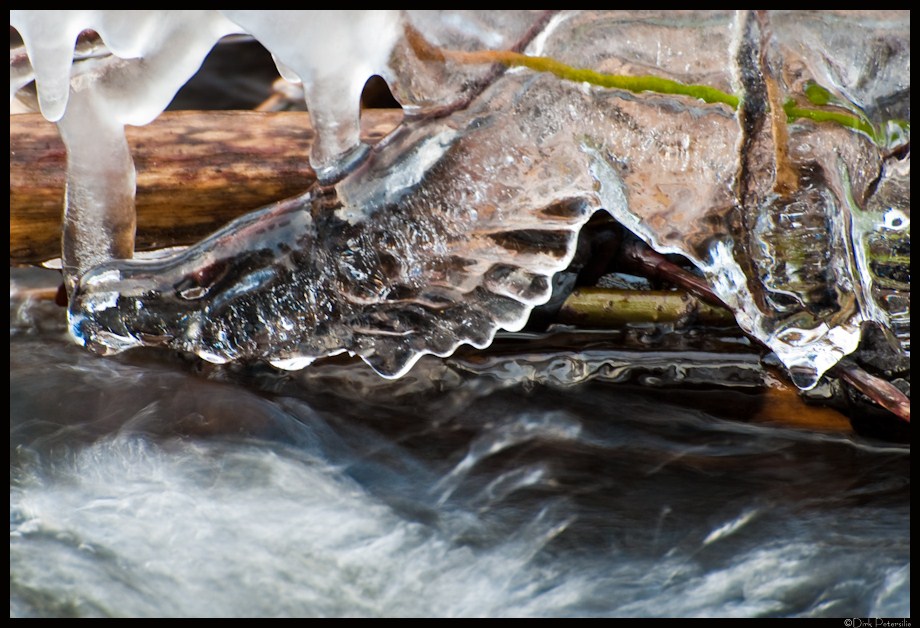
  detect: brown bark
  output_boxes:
[10,109,403,264]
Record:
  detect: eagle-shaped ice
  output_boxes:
[10,10,910,387]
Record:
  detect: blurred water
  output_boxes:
[10,270,910,618]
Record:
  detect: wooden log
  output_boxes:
[9,109,403,265]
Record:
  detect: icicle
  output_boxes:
[219,10,402,181]
[10,10,242,291]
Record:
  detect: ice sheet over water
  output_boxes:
[10,10,910,388]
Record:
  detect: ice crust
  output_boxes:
[10,10,910,386]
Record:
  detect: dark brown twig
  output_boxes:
[617,238,730,309]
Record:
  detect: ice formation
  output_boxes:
[10,10,243,290]
[9,10,910,387]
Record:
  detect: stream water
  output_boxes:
[10,268,910,618]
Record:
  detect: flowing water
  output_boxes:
[10,269,910,618]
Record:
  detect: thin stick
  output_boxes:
[558,287,735,327]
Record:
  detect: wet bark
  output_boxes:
[10,109,403,264]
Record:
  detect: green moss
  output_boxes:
[504,55,740,108]
[804,82,833,106]
[498,53,906,144]
[783,99,875,137]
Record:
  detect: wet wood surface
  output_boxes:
[10,109,403,264]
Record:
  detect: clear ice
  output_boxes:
[10,10,243,289]
[10,10,911,387]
